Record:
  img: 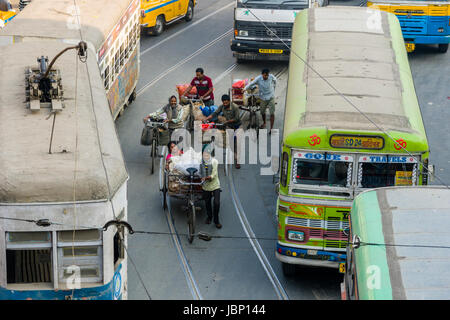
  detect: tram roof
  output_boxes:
[0,40,128,203]
[351,186,450,300]
[283,6,427,142]
[0,0,137,50]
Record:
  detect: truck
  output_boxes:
[230,0,328,62]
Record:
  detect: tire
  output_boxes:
[185,1,194,22]
[128,89,137,104]
[151,16,164,36]
[161,182,167,210]
[151,139,156,174]
[281,262,296,277]
[188,203,196,243]
[438,43,449,53]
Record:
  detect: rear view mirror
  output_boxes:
[428,164,435,182]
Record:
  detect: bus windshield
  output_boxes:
[358,156,417,188]
[292,153,352,187]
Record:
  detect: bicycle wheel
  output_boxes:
[151,139,156,174]
[187,202,196,243]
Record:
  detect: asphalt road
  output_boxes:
[115,0,450,300]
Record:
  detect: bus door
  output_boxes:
[356,154,419,189]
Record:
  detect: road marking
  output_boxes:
[160,156,203,300]
[140,1,235,56]
[213,63,238,84]
[136,29,233,98]
[225,164,289,300]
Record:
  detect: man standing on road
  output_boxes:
[206,94,241,169]
[244,68,277,132]
[201,145,222,229]
[182,67,215,106]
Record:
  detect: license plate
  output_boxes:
[307,249,317,256]
[259,49,283,54]
[339,262,346,274]
[405,43,415,53]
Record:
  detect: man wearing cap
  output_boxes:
[206,94,241,169]
[201,145,222,228]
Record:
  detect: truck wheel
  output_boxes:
[281,262,296,277]
[185,1,194,22]
[151,16,164,36]
[438,43,448,53]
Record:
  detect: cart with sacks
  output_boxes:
[160,147,209,243]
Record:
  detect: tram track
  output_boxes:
[159,155,204,300]
[136,29,233,98]
[221,64,290,300]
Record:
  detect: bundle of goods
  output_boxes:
[198,123,229,149]
[167,148,203,193]
[183,101,211,122]
[176,84,197,103]
[231,78,248,106]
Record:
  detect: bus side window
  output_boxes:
[281,152,288,187]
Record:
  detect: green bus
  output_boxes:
[342,186,450,300]
[276,6,431,276]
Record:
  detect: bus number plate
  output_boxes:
[259,49,283,54]
[330,135,384,150]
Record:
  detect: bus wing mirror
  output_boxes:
[428,164,435,182]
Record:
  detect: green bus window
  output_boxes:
[358,162,416,188]
[281,152,288,187]
[293,158,351,187]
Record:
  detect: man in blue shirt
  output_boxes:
[244,68,277,132]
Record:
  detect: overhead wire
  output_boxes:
[3,215,450,250]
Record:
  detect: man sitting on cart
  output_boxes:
[205,94,241,169]
[143,95,185,137]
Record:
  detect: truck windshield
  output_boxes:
[293,156,352,187]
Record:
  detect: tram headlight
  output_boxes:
[287,230,305,242]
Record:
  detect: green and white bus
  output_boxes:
[342,186,450,300]
[276,6,431,275]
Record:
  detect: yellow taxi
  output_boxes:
[140,0,196,36]
[0,0,16,29]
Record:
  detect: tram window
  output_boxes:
[57,230,102,283]
[6,232,53,284]
[6,249,52,284]
[119,43,125,67]
[293,159,351,187]
[359,163,415,188]
[103,66,110,90]
[114,50,120,74]
[58,229,100,242]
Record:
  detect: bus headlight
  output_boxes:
[238,30,248,36]
[287,230,305,242]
